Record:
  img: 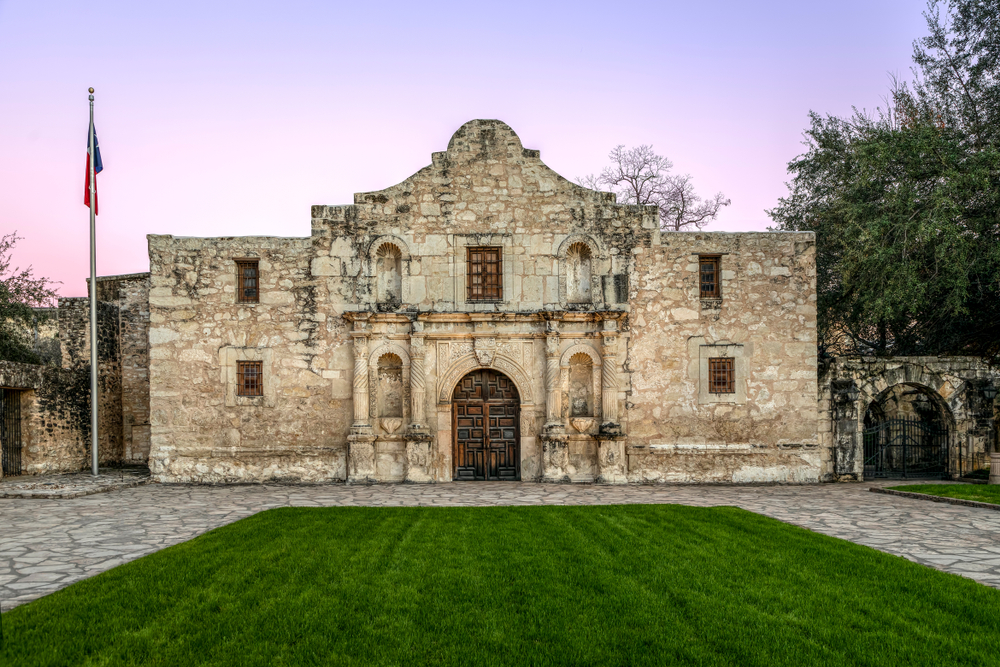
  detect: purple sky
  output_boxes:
[1,0,928,298]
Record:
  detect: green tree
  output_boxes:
[769,0,1000,361]
[0,232,60,364]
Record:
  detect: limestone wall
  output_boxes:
[625,232,821,483]
[57,296,123,464]
[0,361,87,476]
[147,235,350,483]
[99,274,152,462]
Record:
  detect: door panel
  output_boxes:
[454,403,486,480]
[453,369,519,481]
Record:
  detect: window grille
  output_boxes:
[236,360,263,397]
[236,260,259,303]
[708,357,735,394]
[467,247,502,301]
[700,256,720,298]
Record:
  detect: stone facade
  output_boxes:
[144,120,821,484]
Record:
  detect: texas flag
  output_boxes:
[84,127,103,214]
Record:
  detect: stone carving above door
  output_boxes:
[474,337,497,365]
[437,348,534,405]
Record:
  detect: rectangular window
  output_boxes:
[467,247,502,301]
[236,360,263,397]
[708,357,735,394]
[700,256,720,298]
[236,260,259,303]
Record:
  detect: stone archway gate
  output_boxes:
[820,356,999,482]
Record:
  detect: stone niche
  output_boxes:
[565,243,593,304]
[375,242,403,310]
[373,349,409,482]
[559,344,603,483]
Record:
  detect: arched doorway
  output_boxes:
[862,383,951,479]
[453,369,520,481]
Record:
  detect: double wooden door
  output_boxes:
[453,370,520,481]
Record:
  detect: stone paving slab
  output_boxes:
[2,480,999,611]
[0,468,151,499]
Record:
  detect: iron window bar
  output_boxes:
[236,361,264,397]
[708,357,735,394]
[700,256,720,299]
[236,260,259,303]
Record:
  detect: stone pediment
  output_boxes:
[311,119,642,239]
[352,119,613,207]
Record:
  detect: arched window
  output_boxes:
[375,243,402,306]
[566,242,592,304]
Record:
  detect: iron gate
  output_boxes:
[1,388,23,476]
[863,417,948,479]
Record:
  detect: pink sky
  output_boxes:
[0,0,928,298]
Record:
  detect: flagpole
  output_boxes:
[88,88,99,477]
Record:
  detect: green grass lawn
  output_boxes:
[3,505,1000,666]
[887,483,1000,504]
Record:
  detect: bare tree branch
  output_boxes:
[578,145,730,231]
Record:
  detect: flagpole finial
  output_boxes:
[88,87,94,93]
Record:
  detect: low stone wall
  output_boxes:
[0,360,88,476]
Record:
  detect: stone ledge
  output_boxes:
[870,487,1000,512]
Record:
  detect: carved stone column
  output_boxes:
[596,318,626,483]
[600,321,620,428]
[405,331,434,482]
[347,318,376,483]
[542,321,568,481]
[408,335,427,431]
[545,326,562,426]
[352,334,372,430]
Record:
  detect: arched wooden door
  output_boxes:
[453,369,520,481]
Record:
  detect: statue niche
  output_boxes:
[566,242,593,304]
[568,352,594,416]
[375,242,402,310]
[377,352,404,434]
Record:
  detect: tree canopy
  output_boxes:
[769,0,1000,362]
[0,232,60,364]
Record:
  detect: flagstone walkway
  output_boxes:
[2,480,1000,609]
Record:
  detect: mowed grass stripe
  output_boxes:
[3,504,999,666]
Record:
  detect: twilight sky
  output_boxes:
[1,0,928,298]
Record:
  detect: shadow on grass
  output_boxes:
[3,504,1000,666]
